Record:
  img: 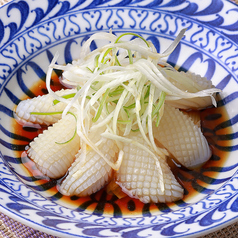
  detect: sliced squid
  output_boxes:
[153,104,211,169]
[15,30,221,204]
[115,132,183,203]
[59,133,118,196]
[27,113,80,179]
[183,110,201,127]
[16,88,76,125]
[159,66,219,110]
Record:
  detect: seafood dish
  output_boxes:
[15,29,221,203]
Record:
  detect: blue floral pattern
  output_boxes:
[0,0,238,237]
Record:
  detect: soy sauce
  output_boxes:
[12,78,232,216]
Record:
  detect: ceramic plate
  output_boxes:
[1,0,238,237]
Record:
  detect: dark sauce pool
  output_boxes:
[12,73,232,217]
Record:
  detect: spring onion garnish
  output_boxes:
[30,111,64,115]
[114,32,150,47]
[92,88,110,122]
[30,111,77,144]
[45,29,221,189]
[53,93,76,105]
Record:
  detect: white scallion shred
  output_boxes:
[45,29,221,193]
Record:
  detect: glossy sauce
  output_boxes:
[12,77,232,216]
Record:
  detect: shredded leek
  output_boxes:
[152,91,166,127]
[44,29,222,190]
[92,88,110,122]
[53,93,76,105]
[30,111,63,115]
[30,111,78,145]
[56,112,78,145]
[114,32,150,47]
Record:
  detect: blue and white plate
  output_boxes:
[1,0,238,237]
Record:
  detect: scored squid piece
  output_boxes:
[160,68,219,110]
[115,132,184,203]
[59,134,119,197]
[27,113,80,179]
[153,104,211,169]
[15,88,76,125]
